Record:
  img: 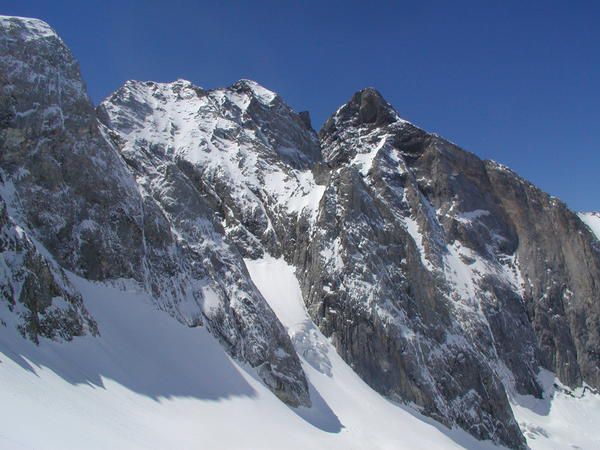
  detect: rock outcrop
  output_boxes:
[297,88,600,448]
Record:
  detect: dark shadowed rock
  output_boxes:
[299,111,312,130]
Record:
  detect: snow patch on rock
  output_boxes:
[578,212,600,240]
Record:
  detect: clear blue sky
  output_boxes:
[3,1,599,212]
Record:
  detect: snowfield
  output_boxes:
[510,370,600,449]
[579,212,600,240]
[1,259,598,449]
[0,269,479,450]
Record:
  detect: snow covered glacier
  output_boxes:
[1,15,599,450]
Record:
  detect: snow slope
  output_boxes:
[0,268,491,450]
[244,256,504,450]
[510,371,600,449]
[579,212,600,240]
[0,255,598,449]
[244,256,600,450]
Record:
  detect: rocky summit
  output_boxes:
[1,15,599,450]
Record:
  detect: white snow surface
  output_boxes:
[351,133,390,176]
[102,79,325,227]
[0,15,58,41]
[0,263,488,450]
[509,370,600,449]
[237,78,278,105]
[579,212,600,240]
[0,257,598,449]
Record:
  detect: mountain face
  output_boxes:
[302,90,600,447]
[0,15,309,408]
[1,15,599,449]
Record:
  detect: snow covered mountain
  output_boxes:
[1,15,599,450]
[0,14,308,408]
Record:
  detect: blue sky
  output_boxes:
[2,1,599,211]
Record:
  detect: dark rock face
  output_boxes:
[2,15,600,449]
[485,164,600,389]
[299,111,312,130]
[0,16,145,282]
[0,191,97,343]
[320,88,398,142]
[294,89,600,448]
[304,101,528,448]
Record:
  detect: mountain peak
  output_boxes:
[231,79,278,105]
[120,78,197,91]
[0,15,59,42]
[349,87,403,125]
[320,87,406,140]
